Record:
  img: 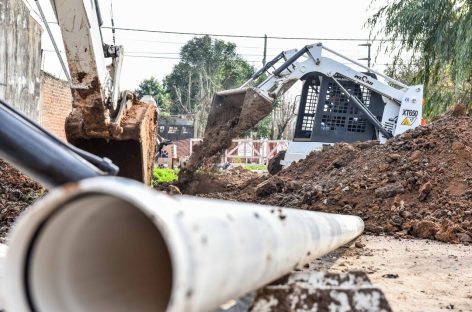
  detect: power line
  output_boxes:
[99,26,394,42]
[114,37,282,50]
[45,20,398,42]
[42,49,276,60]
[124,54,262,64]
[126,51,276,57]
[45,19,400,42]
[124,55,181,60]
[126,52,180,55]
[41,50,393,66]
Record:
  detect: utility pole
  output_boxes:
[263,34,268,66]
[358,42,372,68]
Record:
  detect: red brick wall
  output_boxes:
[175,139,191,158]
[40,72,72,140]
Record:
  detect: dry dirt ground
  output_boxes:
[166,106,472,311]
[311,235,472,312]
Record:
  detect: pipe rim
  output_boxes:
[6,180,178,312]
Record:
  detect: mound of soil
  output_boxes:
[201,107,472,244]
[0,160,42,243]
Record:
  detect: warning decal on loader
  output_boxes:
[401,117,413,126]
[401,109,418,126]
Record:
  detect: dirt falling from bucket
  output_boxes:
[177,88,273,188]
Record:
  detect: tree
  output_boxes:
[164,35,254,136]
[272,95,297,139]
[247,95,297,139]
[250,114,273,139]
[384,58,458,119]
[135,77,171,113]
[367,0,472,115]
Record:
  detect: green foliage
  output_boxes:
[152,168,179,184]
[240,164,267,171]
[384,58,458,119]
[384,58,423,86]
[250,114,273,138]
[164,35,254,115]
[243,94,296,139]
[232,156,242,164]
[158,111,171,119]
[367,0,472,115]
[135,77,172,113]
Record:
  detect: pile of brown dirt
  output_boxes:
[0,160,42,243]
[200,107,472,244]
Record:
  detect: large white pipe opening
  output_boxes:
[0,243,7,310]
[4,177,364,312]
[28,195,172,312]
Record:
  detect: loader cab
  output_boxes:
[294,73,385,142]
[281,73,386,166]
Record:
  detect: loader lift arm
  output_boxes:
[247,43,423,141]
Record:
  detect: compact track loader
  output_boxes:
[192,44,423,174]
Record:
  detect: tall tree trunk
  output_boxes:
[187,72,192,112]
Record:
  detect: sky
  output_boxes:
[24,0,391,90]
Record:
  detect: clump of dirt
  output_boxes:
[0,160,43,243]
[178,88,272,188]
[157,166,259,196]
[199,106,472,244]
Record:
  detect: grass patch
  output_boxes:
[152,168,179,185]
[241,164,267,171]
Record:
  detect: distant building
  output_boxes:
[158,116,194,141]
[157,116,195,167]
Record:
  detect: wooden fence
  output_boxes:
[189,139,289,165]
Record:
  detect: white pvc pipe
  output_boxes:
[4,177,363,312]
[0,243,7,310]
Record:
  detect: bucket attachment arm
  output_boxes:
[48,0,157,184]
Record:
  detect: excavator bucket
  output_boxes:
[187,88,273,170]
[65,97,157,185]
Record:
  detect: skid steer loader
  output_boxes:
[49,0,157,184]
[190,43,423,174]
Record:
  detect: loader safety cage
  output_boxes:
[294,73,386,143]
